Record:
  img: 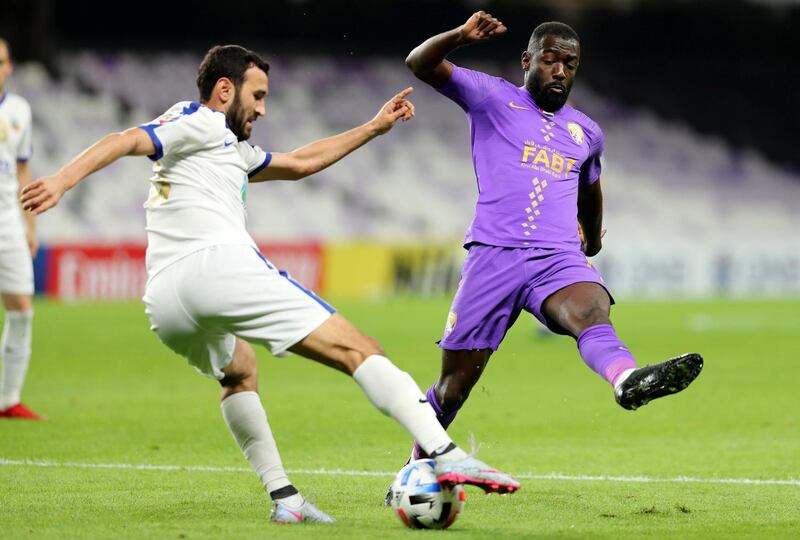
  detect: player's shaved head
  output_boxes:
[196,45,270,102]
[527,22,580,54]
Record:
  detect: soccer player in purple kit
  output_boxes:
[393,11,704,479]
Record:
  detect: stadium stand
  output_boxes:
[10,53,800,252]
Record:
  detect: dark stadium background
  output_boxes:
[3,0,798,171]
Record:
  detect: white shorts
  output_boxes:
[0,235,34,295]
[143,244,334,379]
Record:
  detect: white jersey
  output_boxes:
[139,101,271,280]
[0,92,32,246]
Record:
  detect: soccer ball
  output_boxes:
[389,459,466,529]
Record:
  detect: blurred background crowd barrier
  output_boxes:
[3,0,798,300]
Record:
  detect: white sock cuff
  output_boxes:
[352,354,392,381]
[5,309,33,322]
[220,390,260,409]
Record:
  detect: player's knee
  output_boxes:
[219,340,258,392]
[435,379,469,413]
[341,342,385,375]
[563,302,609,334]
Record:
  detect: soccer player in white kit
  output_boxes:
[0,39,42,421]
[21,45,520,523]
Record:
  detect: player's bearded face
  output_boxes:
[524,36,579,112]
[227,90,251,141]
[528,68,572,112]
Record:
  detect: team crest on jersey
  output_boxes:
[567,122,584,146]
[156,113,180,125]
[444,311,457,335]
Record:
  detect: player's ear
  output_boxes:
[521,51,532,71]
[215,77,235,104]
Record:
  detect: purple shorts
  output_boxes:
[439,243,613,351]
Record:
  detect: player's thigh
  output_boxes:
[523,249,613,336]
[540,281,612,337]
[178,245,337,361]
[0,241,34,304]
[289,312,384,375]
[143,262,235,380]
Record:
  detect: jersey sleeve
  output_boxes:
[240,143,273,179]
[579,127,604,186]
[16,101,33,162]
[437,64,499,112]
[138,103,211,161]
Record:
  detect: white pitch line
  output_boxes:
[1,458,798,487]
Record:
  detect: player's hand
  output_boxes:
[20,174,70,216]
[459,11,507,44]
[370,87,416,135]
[578,224,606,255]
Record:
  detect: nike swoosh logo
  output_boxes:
[224,140,235,147]
[419,398,428,403]
[508,101,532,110]
[286,509,304,521]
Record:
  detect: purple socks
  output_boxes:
[412,385,460,460]
[577,324,637,386]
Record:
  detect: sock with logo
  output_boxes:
[577,324,637,387]
[353,355,456,457]
[412,384,461,459]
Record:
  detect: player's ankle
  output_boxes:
[431,443,467,462]
[613,368,636,390]
[270,485,304,508]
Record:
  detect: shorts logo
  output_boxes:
[444,311,457,335]
[567,122,584,146]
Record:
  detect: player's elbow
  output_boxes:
[584,242,602,257]
[405,50,425,77]
[287,160,312,180]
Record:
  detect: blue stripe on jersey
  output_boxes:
[0,92,6,108]
[248,152,273,179]
[182,102,202,115]
[252,248,335,314]
[138,124,164,161]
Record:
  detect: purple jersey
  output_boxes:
[438,64,604,250]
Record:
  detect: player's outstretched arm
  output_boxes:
[405,11,507,88]
[578,179,604,257]
[21,128,155,216]
[250,88,415,182]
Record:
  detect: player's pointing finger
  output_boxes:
[394,87,414,101]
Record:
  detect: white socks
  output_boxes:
[0,310,33,410]
[221,391,302,506]
[353,355,457,458]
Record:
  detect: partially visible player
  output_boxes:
[21,45,520,524]
[394,12,704,473]
[0,38,41,420]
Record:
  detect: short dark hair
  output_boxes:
[528,22,580,53]
[196,45,270,102]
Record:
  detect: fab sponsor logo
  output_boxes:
[520,144,576,177]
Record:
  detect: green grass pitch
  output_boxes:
[1,297,798,538]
